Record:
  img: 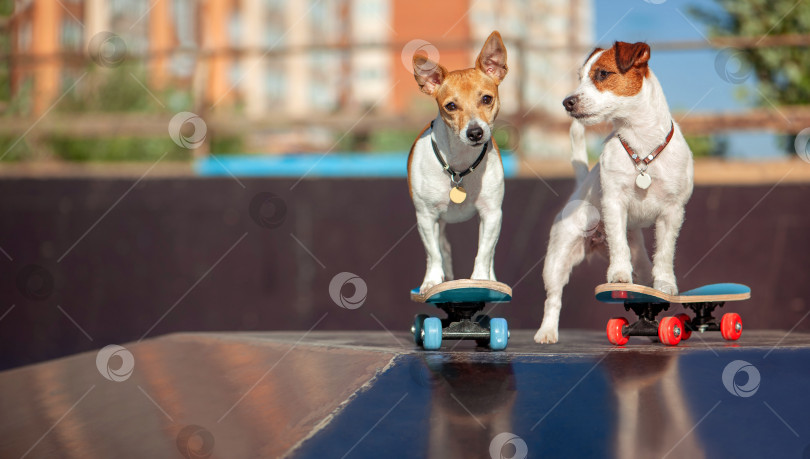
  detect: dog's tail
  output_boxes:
[570,119,589,185]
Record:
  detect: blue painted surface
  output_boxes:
[291,350,810,459]
[595,283,751,304]
[411,287,512,304]
[195,152,518,178]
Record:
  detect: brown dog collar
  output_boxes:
[618,121,675,166]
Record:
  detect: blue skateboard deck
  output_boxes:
[410,279,512,304]
[595,282,751,304]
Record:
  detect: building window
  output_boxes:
[229,62,244,88]
[110,0,149,54]
[61,20,82,52]
[228,10,242,47]
[263,0,285,46]
[264,62,286,105]
[309,51,338,111]
[17,21,32,52]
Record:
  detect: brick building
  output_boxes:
[9,0,592,156]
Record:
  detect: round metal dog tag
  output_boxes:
[635,172,652,189]
[449,186,467,203]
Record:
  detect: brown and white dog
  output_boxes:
[408,32,508,294]
[534,42,694,344]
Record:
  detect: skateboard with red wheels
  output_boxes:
[595,283,751,346]
[410,279,512,351]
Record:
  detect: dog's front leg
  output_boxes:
[651,207,684,294]
[602,200,633,283]
[471,209,502,280]
[416,212,446,293]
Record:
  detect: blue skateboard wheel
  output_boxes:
[489,318,508,350]
[422,317,442,350]
[412,314,428,345]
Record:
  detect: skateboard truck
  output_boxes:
[620,302,673,337]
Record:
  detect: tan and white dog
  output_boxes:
[408,31,508,294]
[534,42,694,344]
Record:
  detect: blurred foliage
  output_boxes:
[336,127,515,154]
[689,0,810,154]
[0,1,25,159]
[46,64,188,161]
[685,134,729,158]
[210,136,244,155]
[0,60,213,161]
[59,64,167,113]
[0,0,11,103]
[369,129,420,152]
[50,137,184,161]
[337,129,415,152]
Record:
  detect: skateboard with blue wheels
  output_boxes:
[410,279,511,350]
[595,283,751,346]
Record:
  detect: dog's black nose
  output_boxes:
[563,95,578,112]
[466,126,484,142]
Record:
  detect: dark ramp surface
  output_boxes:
[2,331,810,458]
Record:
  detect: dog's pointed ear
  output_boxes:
[476,31,508,84]
[413,54,447,96]
[614,42,650,73]
[584,47,604,65]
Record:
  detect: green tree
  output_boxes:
[689,1,810,154]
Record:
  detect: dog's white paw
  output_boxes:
[607,265,633,284]
[534,326,559,344]
[419,276,443,294]
[470,268,492,281]
[654,279,678,295]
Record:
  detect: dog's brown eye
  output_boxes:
[594,69,613,82]
[444,102,457,111]
[482,95,493,105]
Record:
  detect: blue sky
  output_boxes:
[594,0,783,159]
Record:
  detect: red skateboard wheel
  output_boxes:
[606,317,629,345]
[658,316,682,346]
[721,313,743,340]
[675,313,692,340]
